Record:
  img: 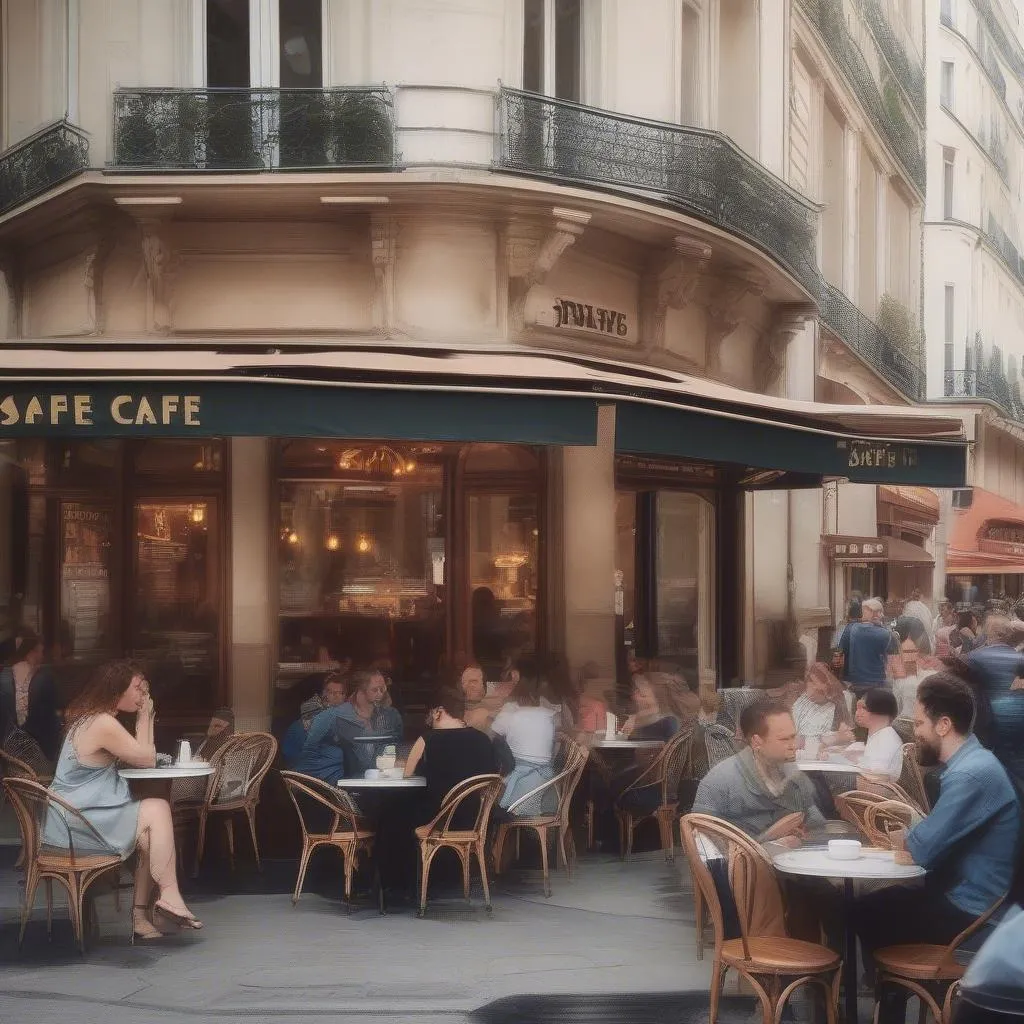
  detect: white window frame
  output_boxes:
[674,0,707,126]
[191,0,325,88]
[940,61,955,110]
[522,0,588,103]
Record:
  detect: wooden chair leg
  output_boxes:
[417,845,439,918]
[586,799,595,851]
[224,816,236,871]
[292,840,315,904]
[245,805,261,871]
[461,848,472,901]
[536,826,551,898]
[192,811,209,878]
[475,841,492,913]
[19,868,40,948]
[343,844,356,909]
[709,958,726,1024]
[45,878,54,941]
[695,886,705,960]
[492,824,509,875]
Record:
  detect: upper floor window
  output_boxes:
[523,0,582,102]
[680,3,703,125]
[942,147,955,219]
[205,0,323,88]
[940,61,955,110]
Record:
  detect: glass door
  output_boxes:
[132,498,221,712]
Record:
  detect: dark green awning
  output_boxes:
[0,382,599,446]
[615,402,967,488]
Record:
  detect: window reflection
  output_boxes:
[133,500,220,712]
[279,0,322,87]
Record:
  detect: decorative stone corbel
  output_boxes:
[640,234,713,350]
[370,212,397,335]
[83,219,118,336]
[705,272,767,374]
[115,197,181,335]
[755,302,816,395]
[0,251,23,339]
[506,207,590,333]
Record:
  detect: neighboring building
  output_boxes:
[0,1,964,734]
[925,0,1024,606]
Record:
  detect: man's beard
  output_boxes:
[916,738,941,767]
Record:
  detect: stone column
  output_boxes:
[230,437,274,733]
[561,404,616,680]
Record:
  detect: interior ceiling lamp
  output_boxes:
[494,551,529,569]
[337,445,417,477]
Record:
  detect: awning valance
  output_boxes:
[823,535,933,565]
[0,344,968,486]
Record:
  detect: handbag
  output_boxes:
[960,905,1024,1013]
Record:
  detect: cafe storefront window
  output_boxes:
[0,438,226,716]
[276,440,544,702]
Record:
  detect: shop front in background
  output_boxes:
[0,439,225,719]
[275,440,544,714]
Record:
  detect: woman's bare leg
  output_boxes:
[131,833,161,937]
[136,798,201,926]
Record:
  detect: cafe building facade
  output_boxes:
[0,1,965,733]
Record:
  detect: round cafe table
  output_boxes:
[584,736,664,850]
[336,775,426,913]
[794,760,863,774]
[772,846,926,1024]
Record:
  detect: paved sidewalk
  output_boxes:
[0,846,733,1024]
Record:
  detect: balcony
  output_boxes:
[818,280,925,401]
[496,88,820,296]
[112,87,395,171]
[944,367,1024,421]
[796,0,925,190]
[985,214,1024,287]
[0,120,90,216]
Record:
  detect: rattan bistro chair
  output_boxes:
[3,776,126,953]
[492,738,588,896]
[862,800,919,850]
[1,748,49,869]
[900,742,932,812]
[680,813,842,1024]
[176,732,278,877]
[414,773,503,918]
[834,790,891,841]
[280,771,375,908]
[614,728,692,861]
[872,895,1008,1024]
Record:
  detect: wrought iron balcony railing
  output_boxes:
[862,0,925,115]
[819,280,925,401]
[496,88,820,296]
[0,120,90,216]
[796,0,925,190]
[112,87,395,170]
[945,368,1024,421]
[985,214,1024,287]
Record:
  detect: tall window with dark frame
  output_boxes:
[943,283,955,394]
[207,0,251,87]
[279,0,323,88]
[680,3,702,125]
[522,0,582,102]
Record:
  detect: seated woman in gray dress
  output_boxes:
[45,659,202,939]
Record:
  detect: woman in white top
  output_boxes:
[790,663,854,750]
[491,659,557,817]
[853,687,904,779]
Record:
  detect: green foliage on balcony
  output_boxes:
[875,293,924,365]
[0,120,90,216]
[112,88,395,170]
[796,0,925,190]
[862,0,925,116]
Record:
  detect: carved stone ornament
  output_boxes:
[83,222,118,335]
[370,213,397,334]
[755,302,816,395]
[0,251,23,339]
[139,222,176,334]
[704,272,767,373]
[506,207,591,333]
[641,234,713,350]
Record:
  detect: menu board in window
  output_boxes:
[60,502,113,657]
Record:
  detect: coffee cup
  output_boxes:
[365,768,381,780]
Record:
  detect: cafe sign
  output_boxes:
[979,521,1024,558]
[824,536,889,560]
[533,296,634,342]
[0,392,201,429]
[837,440,918,471]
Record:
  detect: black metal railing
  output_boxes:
[862,0,925,115]
[796,0,925,190]
[112,87,395,170]
[945,367,1024,421]
[0,120,90,216]
[496,88,820,296]
[819,280,925,400]
[974,0,1024,80]
[985,214,1024,287]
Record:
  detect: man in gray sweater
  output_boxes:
[693,701,825,844]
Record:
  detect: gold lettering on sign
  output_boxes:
[75,395,93,425]
[0,393,202,428]
[845,441,918,471]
